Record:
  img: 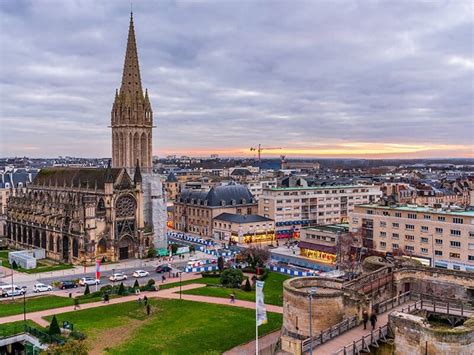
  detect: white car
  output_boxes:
[2,286,26,298]
[109,273,127,282]
[79,277,101,286]
[34,283,53,293]
[132,270,150,278]
[187,260,204,267]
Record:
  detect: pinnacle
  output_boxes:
[120,12,143,96]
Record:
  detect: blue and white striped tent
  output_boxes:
[167,231,216,246]
[184,264,219,273]
[199,247,236,257]
[268,265,316,277]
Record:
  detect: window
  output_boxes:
[392,244,399,250]
[450,241,461,248]
[435,227,443,234]
[380,221,387,227]
[469,243,474,250]
[438,216,446,222]
[421,226,428,232]
[405,235,415,241]
[380,231,387,237]
[392,233,399,239]
[450,230,461,236]
[469,255,474,261]
[405,224,415,230]
[380,241,386,248]
[421,248,428,254]
[395,212,401,218]
[453,218,463,224]
[383,211,390,216]
[367,210,373,215]
[405,245,414,252]
[453,265,461,270]
[423,215,431,220]
[435,250,443,256]
[470,231,474,238]
[392,222,399,228]
[421,237,429,243]
[408,213,417,219]
[449,252,460,259]
[435,239,443,245]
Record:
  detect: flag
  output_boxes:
[256,280,267,326]
[95,259,101,280]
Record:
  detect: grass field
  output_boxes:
[0,250,73,274]
[0,320,44,338]
[0,294,108,317]
[158,276,221,290]
[44,298,282,354]
[182,272,289,306]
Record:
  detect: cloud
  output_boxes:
[0,0,472,158]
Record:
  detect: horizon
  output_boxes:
[1,1,473,159]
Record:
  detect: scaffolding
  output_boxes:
[142,173,167,249]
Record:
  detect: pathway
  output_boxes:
[0,278,282,328]
[223,330,281,355]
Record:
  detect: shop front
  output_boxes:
[230,231,276,245]
[298,241,337,264]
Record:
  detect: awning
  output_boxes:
[298,241,337,254]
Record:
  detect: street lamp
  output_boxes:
[179,270,183,300]
[307,287,317,355]
[23,291,26,323]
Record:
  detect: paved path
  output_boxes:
[313,303,407,354]
[0,277,282,328]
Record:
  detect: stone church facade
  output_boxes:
[5,14,156,263]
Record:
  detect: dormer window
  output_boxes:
[221,200,226,206]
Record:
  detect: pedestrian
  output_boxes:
[362,310,369,330]
[230,293,235,303]
[104,293,109,303]
[146,304,151,316]
[162,275,166,283]
[74,298,80,310]
[370,312,377,330]
[137,297,142,305]
[143,295,148,305]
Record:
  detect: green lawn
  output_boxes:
[182,272,289,306]
[158,276,221,290]
[44,298,282,354]
[0,250,73,274]
[0,294,109,318]
[0,320,44,338]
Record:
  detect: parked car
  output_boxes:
[187,260,204,267]
[2,286,26,297]
[155,265,172,273]
[132,270,150,278]
[109,273,127,282]
[34,283,53,293]
[79,277,100,286]
[59,280,78,290]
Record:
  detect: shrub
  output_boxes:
[42,340,88,355]
[217,256,224,271]
[147,248,156,258]
[11,260,18,269]
[201,271,220,278]
[101,256,106,263]
[69,330,86,340]
[133,279,139,288]
[83,284,90,295]
[48,315,61,335]
[147,279,155,286]
[243,278,252,292]
[220,269,244,288]
[99,285,113,294]
[117,282,125,295]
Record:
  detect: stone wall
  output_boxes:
[389,312,474,355]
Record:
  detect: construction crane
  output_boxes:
[250,144,282,162]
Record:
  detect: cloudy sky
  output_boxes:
[0,0,473,159]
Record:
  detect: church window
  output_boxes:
[116,195,137,218]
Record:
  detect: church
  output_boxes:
[5,14,164,263]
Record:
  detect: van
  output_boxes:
[1,286,25,298]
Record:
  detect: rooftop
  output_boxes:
[214,213,273,224]
[267,185,377,191]
[302,223,349,233]
[357,203,474,217]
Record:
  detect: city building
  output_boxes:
[173,184,258,237]
[350,203,474,271]
[258,185,382,239]
[298,224,351,266]
[6,164,150,263]
[213,213,275,244]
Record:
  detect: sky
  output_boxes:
[0,0,473,159]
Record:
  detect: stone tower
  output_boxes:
[111,13,153,173]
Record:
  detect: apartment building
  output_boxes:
[258,185,382,238]
[213,213,275,244]
[350,204,474,271]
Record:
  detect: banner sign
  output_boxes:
[256,281,267,326]
[95,259,101,280]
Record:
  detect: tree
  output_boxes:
[220,269,244,288]
[189,245,195,254]
[133,279,139,288]
[243,278,252,292]
[217,256,224,272]
[170,244,178,255]
[118,282,125,295]
[11,260,18,270]
[48,315,61,335]
[147,247,156,258]
[41,340,88,355]
[242,246,270,268]
[84,284,90,296]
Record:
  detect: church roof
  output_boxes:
[33,167,124,189]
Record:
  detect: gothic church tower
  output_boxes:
[111,13,153,173]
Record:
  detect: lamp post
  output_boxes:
[308,287,317,355]
[10,265,15,301]
[179,270,183,300]
[23,291,26,323]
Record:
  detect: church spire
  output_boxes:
[120,12,143,96]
